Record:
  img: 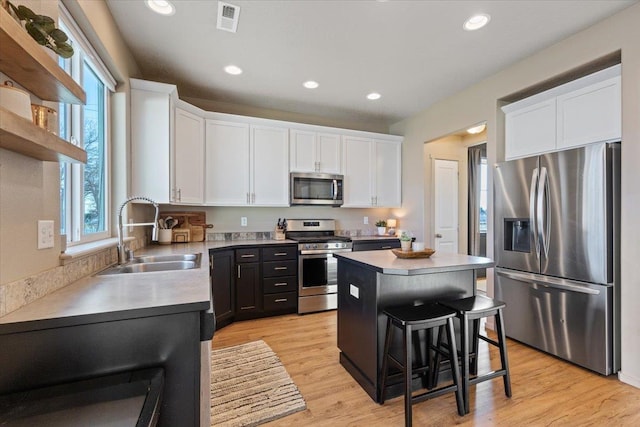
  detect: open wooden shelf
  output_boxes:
[0,7,85,105]
[0,108,87,163]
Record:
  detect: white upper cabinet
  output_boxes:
[556,75,621,150]
[505,99,556,160]
[173,106,204,204]
[503,65,621,160]
[251,125,289,206]
[130,79,175,203]
[289,130,341,173]
[374,139,402,208]
[342,135,373,207]
[342,135,402,208]
[205,120,250,206]
[205,121,289,206]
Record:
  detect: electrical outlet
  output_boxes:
[38,220,55,249]
[241,217,248,227]
[363,216,368,225]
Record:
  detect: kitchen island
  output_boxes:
[334,250,493,402]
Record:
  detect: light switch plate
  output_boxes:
[241,217,247,227]
[38,220,55,249]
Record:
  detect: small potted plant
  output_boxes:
[375,220,387,236]
[399,231,412,251]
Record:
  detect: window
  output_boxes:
[58,6,115,245]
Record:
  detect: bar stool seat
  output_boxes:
[438,295,512,414]
[380,303,465,426]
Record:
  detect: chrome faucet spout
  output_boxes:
[117,196,160,265]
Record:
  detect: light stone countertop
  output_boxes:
[350,235,400,241]
[0,240,296,334]
[334,250,494,275]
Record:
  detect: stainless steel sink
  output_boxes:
[98,253,201,275]
[130,253,201,264]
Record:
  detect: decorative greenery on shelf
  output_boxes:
[375,220,387,227]
[6,1,74,58]
[399,231,412,241]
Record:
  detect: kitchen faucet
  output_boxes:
[117,196,159,264]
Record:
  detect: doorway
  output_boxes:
[468,143,487,285]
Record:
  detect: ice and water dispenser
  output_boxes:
[504,218,530,253]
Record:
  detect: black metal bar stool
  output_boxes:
[380,303,465,426]
[437,295,512,414]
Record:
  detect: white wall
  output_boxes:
[391,3,640,388]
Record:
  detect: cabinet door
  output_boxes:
[556,76,621,150]
[373,140,401,207]
[210,250,234,329]
[342,135,373,207]
[251,125,289,206]
[204,120,250,205]
[173,107,204,204]
[505,99,556,160]
[131,88,172,203]
[289,129,316,172]
[317,133,341,174]
[236,262,261,315]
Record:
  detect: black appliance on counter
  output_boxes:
[285,219,352,313]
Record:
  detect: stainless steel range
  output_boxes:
[285,219,352,314]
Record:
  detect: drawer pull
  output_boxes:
[241,254,255,258]
[274,252,287,256]
[274,282,288,287]
[274,298,288,303]
[274,266,287,270]
[240,305,255,310]
[381,246,392,249]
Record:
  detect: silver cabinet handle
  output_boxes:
[381,246,392,249]
[246,193,250,204]
[240,305,256,310]
[274,298,288,303]
[274,266,287,270]
[240,254,255,258]
[177,188,181,201]
[274,282,287,287]
[237,265,240,278]
[435,234,443,238]
[273,252,287,256]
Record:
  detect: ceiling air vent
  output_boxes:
[217,1,240,33]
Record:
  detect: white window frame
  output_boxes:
[59,4,115,245]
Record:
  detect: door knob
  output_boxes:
[435,233,443,238]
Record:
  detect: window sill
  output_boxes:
[59,237,133,264]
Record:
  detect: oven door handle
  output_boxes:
[299,249,352,256]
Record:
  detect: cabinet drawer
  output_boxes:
[235,248,260,263]
[263,292,297,312]
[263,260,297,277]
[353,240,400,251]
[262,245,297,261]
[263,276,297,294]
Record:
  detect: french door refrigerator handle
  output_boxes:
[496,269,601,295]
[537,166,550,257]
[529,167,540,258]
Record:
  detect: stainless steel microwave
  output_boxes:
[290,172,343,206]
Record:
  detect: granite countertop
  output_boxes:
[0,239,297,334]
[334,250,494,275]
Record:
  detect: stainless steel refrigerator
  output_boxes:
[494,141,620,375]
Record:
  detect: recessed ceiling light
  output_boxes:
[145,0,175,16]
[367,92,381,100]
[224,65,243,75]
[303,81,319,89]
[467,123,486,134]
[463,13,490,31]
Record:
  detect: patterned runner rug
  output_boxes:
[211,340,306,426]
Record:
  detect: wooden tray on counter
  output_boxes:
[391,248,436,259]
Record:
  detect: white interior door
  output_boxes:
[434,159,459,253]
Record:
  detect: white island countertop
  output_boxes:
[334,250,493,275]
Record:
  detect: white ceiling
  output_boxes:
[105,0,636,128]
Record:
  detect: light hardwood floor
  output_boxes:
[212,311,640,426]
